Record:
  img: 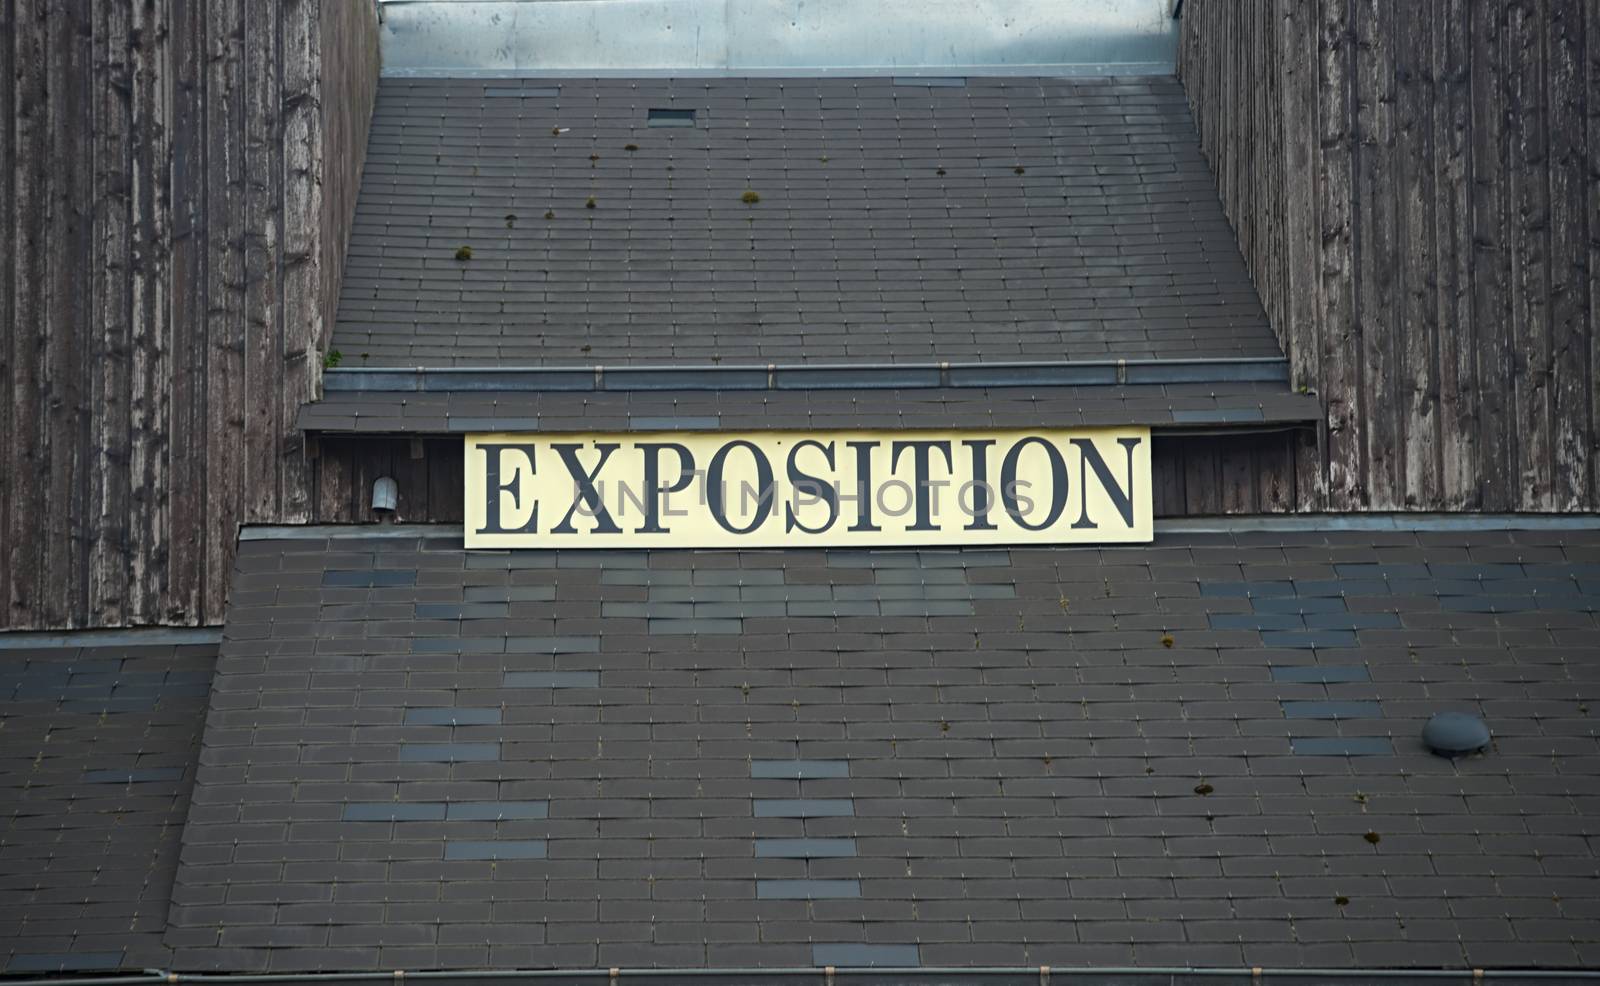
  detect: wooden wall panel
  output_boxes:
[1179,0,1599,512]
[1,0,380,631]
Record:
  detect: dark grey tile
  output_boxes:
[443,840,548,860]
[811,943,920,967]
[750,760,850,779]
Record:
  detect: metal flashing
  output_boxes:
[238,513,1600,545]
[0,626,222,650]
[380,63,1181,80]
[377,0,1178,78]
[322,358,1292,395]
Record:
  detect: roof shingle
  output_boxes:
[163,528,1600,973]
[331,76,1281,368]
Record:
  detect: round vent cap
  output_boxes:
[1422,712,1490,757]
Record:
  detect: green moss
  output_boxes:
[322,350,343,369]
[741,189,761,204]
[454,245,473,261]
[1193,782,1213,796]
[624,143,639,151]
[585,196,597,209]
[1014,165,1026,175]
[544,210,556,220]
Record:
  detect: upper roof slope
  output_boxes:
[331,76,1281,368]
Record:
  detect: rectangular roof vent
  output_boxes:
[647,108,696,127]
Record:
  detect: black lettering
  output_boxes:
[476,443,540,534]
[706,440,774,535]
[1000,436,1068,531]
[845,440,881,532]
[890,440,954,532]
[551,442,623,534]
[1071,437,1142,529]
[785,440,838,534]
[961,439,998,531]
[638,442,695,534]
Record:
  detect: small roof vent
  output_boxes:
[1421,712,1490,757]
[647,108,696,127]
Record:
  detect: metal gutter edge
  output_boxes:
[322,358,1291,394]
[238,514,1600,543]
[239,523,453,541]
[0,626,223,649]
[1159,513,1600,533]
[380,63,1179,79]
[7,967,1597,986]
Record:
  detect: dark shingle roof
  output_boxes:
[0,641,216,974]
[298,382,1319,434]
[331,76,1281,368]
[162,527,1600,973]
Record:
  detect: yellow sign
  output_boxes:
[464,428,1152,548]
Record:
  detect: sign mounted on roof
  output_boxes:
[464,428,1152,548]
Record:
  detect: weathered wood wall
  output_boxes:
[1,0,380,630]
[1179,0,1600,511]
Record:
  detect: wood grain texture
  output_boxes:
[0,0,380,630]
[1180,0,1599,511]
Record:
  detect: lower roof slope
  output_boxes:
[332,75,1281,368]
[0,640,215,975]
[165,527,1600,973]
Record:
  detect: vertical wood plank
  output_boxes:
[1182,436,1223,515]
[1150,439,1187,518]
[0,0,18,622]
[45,0,95,626]
[1471,0,1515,510]
[89,0,132,624]
[168,0,207,623]
[314,437,357,523]
[1318,0,1360,510]
[242,0,282,525]
[9,0,49,625]
[1395,0,1442,509]
[1256,432,1298,513]
[1508,0,1553,509]
[1281,0,1325,511]
[1433,0,1479,509]
[1353,0,1397,509]
[203,0,246,623]
[129,0,173,625]
[1546,0,1589,510]
[1588,0,1600,506]
[281,0,320,523]
[1218,438,1256,513]
[429,439,466,523]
